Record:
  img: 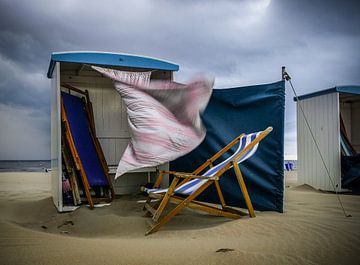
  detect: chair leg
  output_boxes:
[143,197,152,212]
[146,180,213,235]
[232,162,255,218]
[214,180,226,208]
[152,177,180,221]
[143,199,161,217]
[143,171,165,212]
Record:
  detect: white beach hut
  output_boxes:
[295,86,360,191]
[47,51,179,211]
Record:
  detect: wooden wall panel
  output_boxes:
[59,71,171,195]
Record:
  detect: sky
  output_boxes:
[0,0,359,160]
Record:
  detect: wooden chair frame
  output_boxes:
[144,127,273,235]
[61,84,115,209]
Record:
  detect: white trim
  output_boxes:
[56,62,63,212]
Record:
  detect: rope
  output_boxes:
[283,71,351,218]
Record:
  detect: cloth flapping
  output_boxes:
[92,66,213,179]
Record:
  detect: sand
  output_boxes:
[0,171,359,265]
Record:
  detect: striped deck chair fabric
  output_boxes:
[143,127,272,235]
[145,130,262,196]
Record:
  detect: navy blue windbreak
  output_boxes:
[170,81,285,212]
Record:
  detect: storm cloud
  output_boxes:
[0,0,359,159]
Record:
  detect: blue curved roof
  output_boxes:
[294,86,360,101]
[47,51,179,78]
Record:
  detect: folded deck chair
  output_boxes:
[61,85,115,209]
[143,127,273,235]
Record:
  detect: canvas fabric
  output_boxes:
[171,81,285,212]
[92,66,213,178]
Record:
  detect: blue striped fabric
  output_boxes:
[145,131,262,195]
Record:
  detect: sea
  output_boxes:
[0,159,297,172]
[0,160,51,172]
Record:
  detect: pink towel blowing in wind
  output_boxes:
[92,66,213,179]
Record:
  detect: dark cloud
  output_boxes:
[0,0,359,159]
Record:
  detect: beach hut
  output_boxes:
[295,86,360,192]
[47,51,179,211]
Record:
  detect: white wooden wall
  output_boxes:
[297,93,341,191]
[60,74,130,165]
[59,67,169,196]
[86,85,130,165]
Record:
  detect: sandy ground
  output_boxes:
[0,172,359,265]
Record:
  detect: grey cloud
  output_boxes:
[0,0,359,159]
[0,103,50,160]
[0,55,49,113]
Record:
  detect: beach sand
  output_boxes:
[0,171,359,265]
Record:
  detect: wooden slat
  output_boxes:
[144,203,156,216]
[61,83,87,96]
[223,206,247,216]
[148,193,241,219]
[83,94,115,200]
[214,180,226,208]
[153,171,165,188]
[146,219,155,229]
[172,172,217,180]
[192,134,244,175]
[170,195,240,219]
[61,138,81,205]
[213,127,273,179]
[152,177,180,221]
[175,133,244,188]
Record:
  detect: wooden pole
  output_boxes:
[282,66,286,81]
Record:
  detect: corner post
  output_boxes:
[282,66,286,81]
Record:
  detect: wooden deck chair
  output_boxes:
[143,127,273,235]
[61,84,115,209]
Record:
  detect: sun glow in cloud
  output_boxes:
[230,0,272,28]
[251,0,272,10]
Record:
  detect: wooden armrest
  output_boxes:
[172,172,218,180]
[159,170,180,175]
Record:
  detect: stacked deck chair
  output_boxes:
[143,127,272,235]
[61,84,115,209]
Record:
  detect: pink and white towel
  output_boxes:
[92,66,213,179]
